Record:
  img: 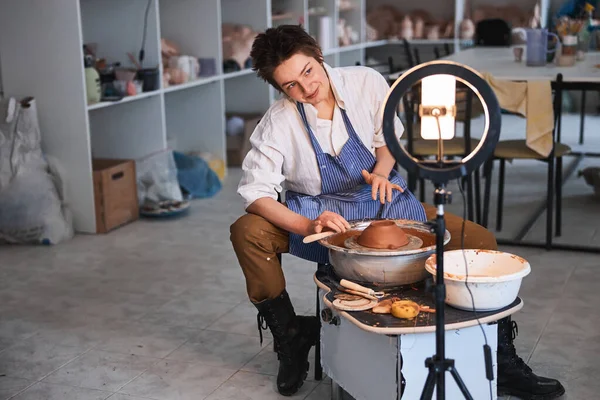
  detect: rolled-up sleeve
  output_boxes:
[371,72,404,148]
[237,117,285,210]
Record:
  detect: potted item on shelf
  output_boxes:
[84,54,101,105]
[198,58,217,77]
[136,67,160,92]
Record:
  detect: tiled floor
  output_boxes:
[0,113,599,399]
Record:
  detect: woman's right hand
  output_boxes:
[307,211,351,235]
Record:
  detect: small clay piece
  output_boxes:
[335,293,363,301]
[391,300,421,319]
[333,298,378,311]
[372,299,393,314]
[340,298,371,307]
[372,296,401,314]
[357,220,409,250]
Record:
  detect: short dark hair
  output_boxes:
[250,25,324,92]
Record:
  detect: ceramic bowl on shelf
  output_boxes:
[425,250,531,311]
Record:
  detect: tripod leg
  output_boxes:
[419,366,437,400]
[449,365,474,400]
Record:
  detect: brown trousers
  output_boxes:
[230,203,497,303]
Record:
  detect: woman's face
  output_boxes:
[272,53,331,106]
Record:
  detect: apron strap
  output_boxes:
[339,108,363,143]
[296,102,325,155]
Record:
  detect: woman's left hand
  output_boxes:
[362,170,404,204]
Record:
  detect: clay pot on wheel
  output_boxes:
[357,220,409,250]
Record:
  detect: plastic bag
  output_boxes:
[136,149,183,206]
[0,166,73,244]
[0,97,73,245]
[0,97,47,191]
[173,151,222,199]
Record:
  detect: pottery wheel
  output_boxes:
[344,234,423,252]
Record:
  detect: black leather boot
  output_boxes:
[497,317,565,399]
[254,290,319,396]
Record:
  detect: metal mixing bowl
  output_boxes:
[319,219,451,287]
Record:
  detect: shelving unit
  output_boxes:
[0,0,550,234]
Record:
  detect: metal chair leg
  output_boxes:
[555,157,563,237]
[482,158,494,228]
[579,91,586,145]
[466,174,475,222]
[546,154,555,249]
[474,167,482,225]
[496,159,506,232]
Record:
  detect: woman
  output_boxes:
[230,25,564,399]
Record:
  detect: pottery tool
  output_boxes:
[303,231,337,244]
[339,279,385,299]
[316,270,383,301]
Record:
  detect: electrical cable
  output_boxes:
[435,111,493,399]
[139,0,153,67]
[456,177,493,400]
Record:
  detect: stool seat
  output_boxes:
[494,140,571,160]
[411,137,481,157]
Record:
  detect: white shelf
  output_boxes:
[0,0,549,234]
[386,38,474,45]
[222,69,256,80]
[162,76,221,94]
[87,90,162,110]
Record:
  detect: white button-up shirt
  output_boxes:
[237,63,405,209]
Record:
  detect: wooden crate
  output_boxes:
[92,159,139,233]
[226,113,262,166]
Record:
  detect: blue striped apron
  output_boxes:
[286,102,426,264]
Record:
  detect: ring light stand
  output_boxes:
[381,61,502,399]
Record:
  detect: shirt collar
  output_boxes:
[324,63,347,110]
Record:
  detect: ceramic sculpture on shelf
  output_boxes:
[366,22,378,42]
[160,38,201,86]
[400,15,414,39]
[460,19,475,39]
[414,17,425,39]
[337,19,359,46]
[530,1,542,28]
[426,24,441,40]
[161,38,185,87]
[442,20,454,38]
[222,23,258,71]
[366,5,403,40]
